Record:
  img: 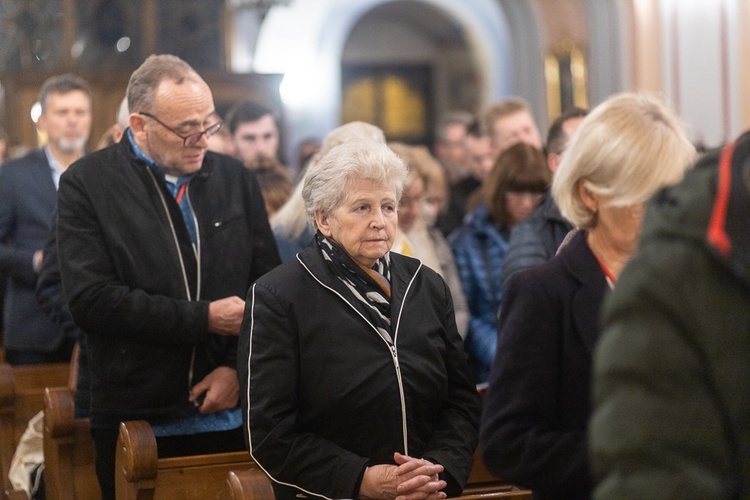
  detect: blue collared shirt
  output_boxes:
[127,129,197,244]
[44,146,65,190]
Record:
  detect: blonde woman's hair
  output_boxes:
[552,92,697,228]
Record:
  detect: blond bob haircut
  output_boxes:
[303,139,408,228]
[552,93,696,228]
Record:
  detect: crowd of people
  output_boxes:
[0,52,748,500]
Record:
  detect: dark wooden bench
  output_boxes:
[0,362,69,497]
[115,420,258,500]
[222,465,533,499]
[42,387,100,500]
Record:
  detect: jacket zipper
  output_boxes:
[298,257,420,455]
[185,185,201,388]
[146,168,199,392]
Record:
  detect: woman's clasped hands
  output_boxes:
[360,452,448,500]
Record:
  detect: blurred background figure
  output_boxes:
[501,106,588,283]
[0,73,92,366]
[480,93,696,499]
[449,142,549,383]
[483,97,543,160]
[246,156,293,219]
[94,96,129,150]
[0,129,9,164]
[433,110,476,236]
[389,142,470,340]
[206,123,233,155]
[295,137,321,177]
[589,133,750,499]
[225,100,280,165]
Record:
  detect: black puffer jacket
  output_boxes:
[57,138,280,427]
[240,242,481,499]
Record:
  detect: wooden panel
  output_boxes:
[0,71,281,154]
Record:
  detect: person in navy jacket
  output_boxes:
[0,73,91,365]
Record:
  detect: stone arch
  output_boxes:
[252,0,537,160]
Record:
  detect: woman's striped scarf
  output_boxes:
[315,231,394,344]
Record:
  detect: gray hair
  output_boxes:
[272,121,386,239]
[38,73,91,113]
[127,54,200,113]
[552,92,696,228]
[434,110,474,143]
[303,139,408,228]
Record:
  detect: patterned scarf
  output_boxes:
[315,231,394,344]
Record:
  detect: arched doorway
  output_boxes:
[252,0,518,163]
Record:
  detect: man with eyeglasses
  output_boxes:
[56,54,281,499]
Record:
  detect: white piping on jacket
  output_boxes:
[245,284,333,500]
[145,167,200,389]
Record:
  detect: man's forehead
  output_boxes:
[46,90,91,106]
[154,79,215,121]
[236,115,277,133]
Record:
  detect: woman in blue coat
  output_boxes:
[449,143,549,383]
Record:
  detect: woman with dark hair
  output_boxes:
[448,143,549,383]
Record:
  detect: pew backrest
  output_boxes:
[0,362,69,495]
[221,467,532,500]
[115,420,256,500]
[42,387,100,500]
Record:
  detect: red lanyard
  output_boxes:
[175,183,187,204]
[593,254,617,286]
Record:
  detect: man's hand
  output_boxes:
[189,366,239,414]
[359,453,446,500]
[208,296,245,336]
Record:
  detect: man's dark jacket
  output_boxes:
[501,190,573,284]
[57,139,280,427]
[0,149,64,352]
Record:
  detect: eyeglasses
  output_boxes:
[140,112,223,148]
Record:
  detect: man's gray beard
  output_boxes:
[56,136,88,154]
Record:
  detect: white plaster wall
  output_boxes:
[660,0,740,147]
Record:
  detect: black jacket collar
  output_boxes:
[297,238,423,332]
[558,230,608,354]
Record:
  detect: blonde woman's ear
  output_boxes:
[577,179,598,213]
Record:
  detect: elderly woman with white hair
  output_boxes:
[272,121,386,262]
[239,139,481,499]
[479,93,697,499]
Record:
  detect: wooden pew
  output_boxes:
[115,420,258,500]
[42,387,100,500]
[0,362,69,495]
[221,466,533,499]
